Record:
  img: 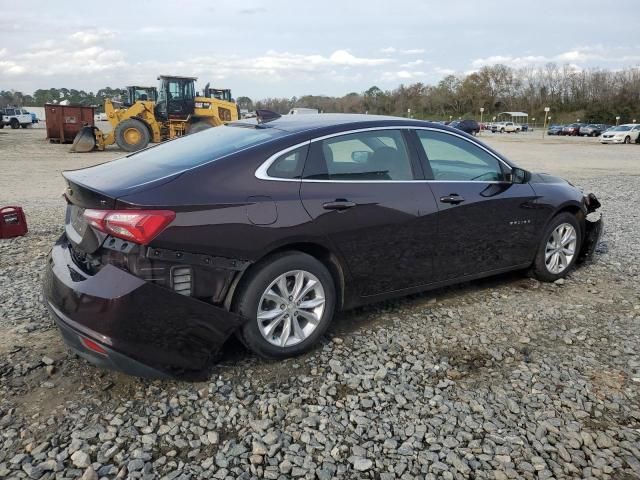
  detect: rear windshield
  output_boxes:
[67,125,286,195]
[125,124,284,168]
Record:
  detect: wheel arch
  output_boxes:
[543,201,587,242]
[225,242,347,313]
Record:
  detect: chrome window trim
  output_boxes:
[254,140,311,182]
[254,126,513,183]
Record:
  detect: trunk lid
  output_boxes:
[62,165,182,254]
[63,178,114,255]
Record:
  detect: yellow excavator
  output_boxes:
[72,75,239,152]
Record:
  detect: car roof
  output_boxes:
[232,113,443,133]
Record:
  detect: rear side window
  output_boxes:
[305,130,415,181]
[417,130,504,182]
[267,145,308,179]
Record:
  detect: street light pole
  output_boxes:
[479,107,484,135]
[542,107,550,138]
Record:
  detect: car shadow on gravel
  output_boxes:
[211,272,527,378]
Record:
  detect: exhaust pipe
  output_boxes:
[70,125,98,153]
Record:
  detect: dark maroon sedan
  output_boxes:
[44,113,603,378]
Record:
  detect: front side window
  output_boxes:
[305,130,415,181]
[417,130,504,182]
[267,145,308,179]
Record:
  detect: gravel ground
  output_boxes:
[1,127,639,479]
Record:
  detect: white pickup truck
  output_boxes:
[491,121,520,133]
[1,107,33,129]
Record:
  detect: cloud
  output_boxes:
[381,47,425,55]
[434,67,455,76]
[238,7,266,14]
[381,70,426,81]
[68,29,116,45]
[470,46,640,70]
[328,50,392,66]
[400,59,425,68]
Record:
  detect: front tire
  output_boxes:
[531,213,581,282]
[235,252,336,359]
[10,119,19,129]
[114,118,150,152]
[624,136,631,144]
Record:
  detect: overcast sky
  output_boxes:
[1,0,639,99]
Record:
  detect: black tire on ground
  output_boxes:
[21,124,29,129]
[188,121,213,134]
[114,118,150,152]
[500,128,505,133]
[10,119,19,129]
[234,251,336,359]
[0,123,4,129]
[531,212,582,283]
[624,136,631,144]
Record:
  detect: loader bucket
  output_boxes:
[70,126,97,153]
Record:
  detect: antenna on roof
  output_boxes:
[255,109,281,124]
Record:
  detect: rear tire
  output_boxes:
[21,124,29,129]
[531,212,581,282]
[114,118,150,152]
[234,252,336,359]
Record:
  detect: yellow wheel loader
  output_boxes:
[72,75,239,153]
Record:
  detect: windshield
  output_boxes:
[612,126,631,131]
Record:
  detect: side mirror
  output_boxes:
[351,151,370,163]
[509,167,531,184]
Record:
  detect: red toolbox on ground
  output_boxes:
[0,206,28,238]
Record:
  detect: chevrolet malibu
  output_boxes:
[44,113,603,378]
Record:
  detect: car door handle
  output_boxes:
[322,200,357,211]
[440,194,465,205]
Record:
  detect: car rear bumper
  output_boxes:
[43,235,246,378]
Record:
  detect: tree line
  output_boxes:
[2,63,639,123]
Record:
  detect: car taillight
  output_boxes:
[83,209,175,245]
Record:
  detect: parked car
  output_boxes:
[600,124,640,144]
[547,125,564,135]
[491,121,520,133]
[520,123,530,132]
[30,112,38,124]
[448,119,480,135]
[561,123,585,136]
[43,114,603,378]
[0,107,33,129]
[579,124,608,137]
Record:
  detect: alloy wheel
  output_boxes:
[545,223,577,274]
[257,270,326,347]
